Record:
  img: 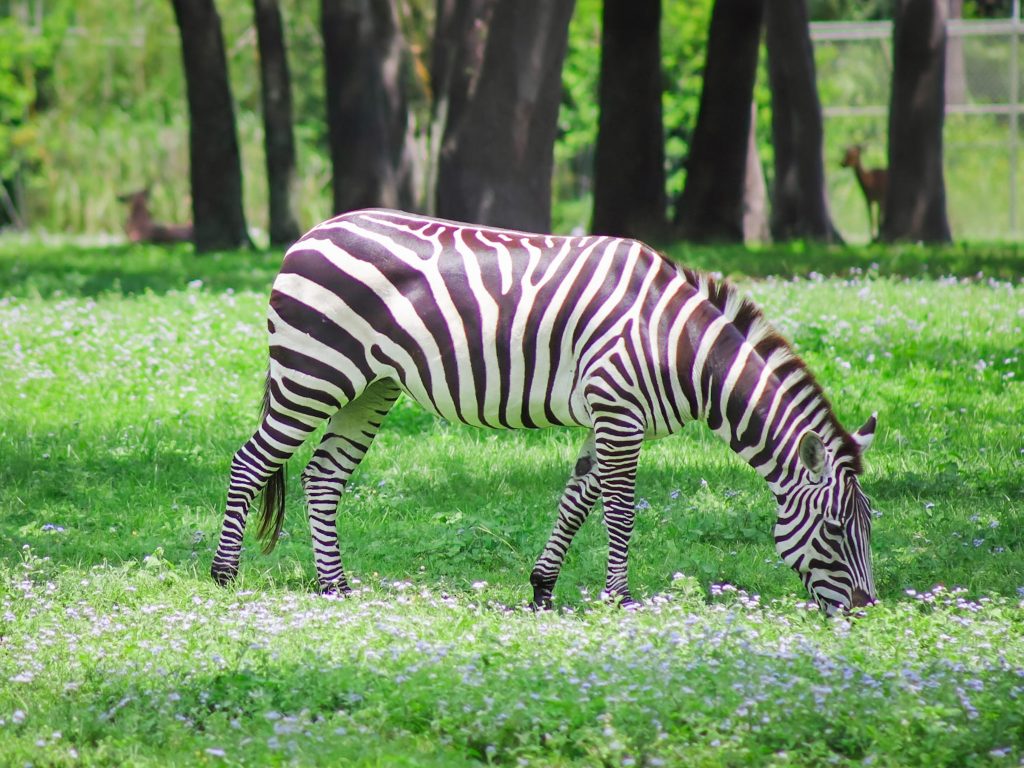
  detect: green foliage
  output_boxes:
[660,0,717,202]
[0,239,1022,763]
[0,0,330,237]
[0,10,66,179]
[809,0,894,21]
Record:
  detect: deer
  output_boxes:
[117,188,193,244]
[840,145,888,241]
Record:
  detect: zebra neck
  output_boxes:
[703,348,838,497]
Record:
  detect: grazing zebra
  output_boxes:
[211,209,879,614]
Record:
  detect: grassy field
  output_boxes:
[0,238,1022,766]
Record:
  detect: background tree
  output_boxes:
[170,0,251,251]
[765,0,841,242]
[435,0,576,231]
[882,0,952,242]
[743,102,770,242]
[673,0,764,242]
[321,0,414,215]
[253,0,301,245]
[590,0,665,239]
[427,0,497,216]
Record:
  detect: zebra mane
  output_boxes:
[680,267,863,472]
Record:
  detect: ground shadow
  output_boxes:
[0,241,282,298]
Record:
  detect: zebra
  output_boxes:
[211,208,879,614]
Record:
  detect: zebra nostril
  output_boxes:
[851,588,875,608]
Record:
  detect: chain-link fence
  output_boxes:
[812,3,1024,242]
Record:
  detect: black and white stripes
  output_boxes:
[211,208,878,613]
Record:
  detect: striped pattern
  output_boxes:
[211,209,878,613]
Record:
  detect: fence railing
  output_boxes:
[811,2,1024,240]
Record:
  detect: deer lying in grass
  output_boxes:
[118,189,193,244]
[840,145,888,240]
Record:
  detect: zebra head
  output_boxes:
[774,414,878,615]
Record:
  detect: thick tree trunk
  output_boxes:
[673,0,763,243]
[171,0,251,251]
[765,0,841,243]
[435,0,576,232]
[882,0,952,243]
[254,0,300,245]
[321,0,414,215]
[427,0,497,216]
[590,0,666,240]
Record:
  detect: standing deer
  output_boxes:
[840,145,888,241]
[118,189,193,244]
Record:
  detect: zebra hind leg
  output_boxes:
[301,380,401,596]
[530,431,600,610]
[211,376,331,586]
[593,419,644,607]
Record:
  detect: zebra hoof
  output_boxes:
[210,563,238,586]
[601,589,637,609]
[529,571,556,611]
[530,596,554,612]
[320,581,353,598]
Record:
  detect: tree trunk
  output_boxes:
[673,0,764,243]
[171,0,251,251]
[590,0,666,240]
[321,0,414,215]
[765,0,841,243]
[435,0,576,232]
[945,0,966,106]
[882,0,952,243]
[254,0,301,245]
[743,102,770,244]
[427,0,497,216]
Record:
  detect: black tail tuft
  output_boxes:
[255,367,287,554]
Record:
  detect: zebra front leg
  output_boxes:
[530,432,600,609]
[593,420,645,606]
[302,380,400,595]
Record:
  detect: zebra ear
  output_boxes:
[798,432,827,478]
[851,412,877,453]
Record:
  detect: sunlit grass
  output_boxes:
[0,240,1022,765]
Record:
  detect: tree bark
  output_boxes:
[171,0,251,251]
[590,0,666,240]
[435,0,576,232]
[254,0,301,245]
[765,0,841,243]
[427,0,497,216]
[945,0,966,106]
[743,102,770,243]
[321,0,414,215]
[882,0,952,243]
[673,0,764,243]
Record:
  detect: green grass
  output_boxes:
[0,239,1022,766]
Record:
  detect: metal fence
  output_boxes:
[811,2,1024,242]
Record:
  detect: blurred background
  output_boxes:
[0,0,1016,244]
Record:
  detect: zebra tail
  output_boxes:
[256,367,287,554]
